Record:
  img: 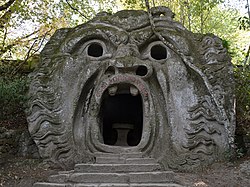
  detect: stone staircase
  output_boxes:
[33,152,184,187]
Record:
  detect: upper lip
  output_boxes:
[108,84,139,96]
[94,74,149,104]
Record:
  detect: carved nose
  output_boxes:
[115,44,140,58]
[135,65,148,77]
[105,66,117,76]
[104,64,151,78]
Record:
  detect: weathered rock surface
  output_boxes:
[27,5,235,180]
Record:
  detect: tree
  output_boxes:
[0,0,248,68]
[0,0,15,27]
[0,0,117,65]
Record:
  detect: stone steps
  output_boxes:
[95,157,157,164]
[94,152,144,158]
[74,163,161,173]
[34,182,183,187]
[48,171,175,183]
[32,154,184,187]
[94,152,152,164]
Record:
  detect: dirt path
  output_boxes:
[177,157,250,186]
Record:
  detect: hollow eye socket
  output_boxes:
[87,43,103,57]
[136,65,148,76]
[150,44,167,60]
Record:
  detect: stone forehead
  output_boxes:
[91,7,175,31]
[108,10,149,31]
[60,7,189,54]
[90,10,149,31]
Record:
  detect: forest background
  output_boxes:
[0,0,249,156]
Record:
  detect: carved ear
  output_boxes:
[196,34,235,146]
[199,34,230,65]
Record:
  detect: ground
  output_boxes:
[0,156,249,187]
[0,113,250,187]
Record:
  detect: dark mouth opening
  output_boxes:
[100,86,143,147]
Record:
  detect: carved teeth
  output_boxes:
[130,86,139,96]
[108,85,138,96]
[108,86,118,96]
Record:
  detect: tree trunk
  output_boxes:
[0,0,15,11]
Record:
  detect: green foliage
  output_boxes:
[0,75,28,120]
[234,65,250,136]
[238,16,250,30]
[121,0,145,9]
[0,0,117,61]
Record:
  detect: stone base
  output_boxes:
[34,182,183,187]
[33,153,184,186]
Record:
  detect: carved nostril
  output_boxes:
[136,65,148,76]
[105,66,116,76]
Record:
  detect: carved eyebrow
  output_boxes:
[130,25,185,55]
[61,28,119,53]
[139,36,159,48]
[130,27,154,47]
[70,37,106,54]
[89,22,130,46]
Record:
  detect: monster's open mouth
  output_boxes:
[100,84,143,147]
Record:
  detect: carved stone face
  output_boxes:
[27,7,235,170]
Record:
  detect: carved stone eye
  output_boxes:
[87,42,104,57]
[141,41,170,61]
[150,44,167,60]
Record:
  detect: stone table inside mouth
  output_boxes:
[112,123,134,146]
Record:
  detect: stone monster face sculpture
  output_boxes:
[27,7,235,170]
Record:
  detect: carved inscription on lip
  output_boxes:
[95,74,148,100]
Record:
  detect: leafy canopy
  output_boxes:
[0,0,248,66]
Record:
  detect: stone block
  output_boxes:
[33,182,72,187]
[74,163,161,173]
[68,173,129,183]
[48,174,69,183]
[129,171,175,183]
[126,158,157,164]
[96,157,126,164]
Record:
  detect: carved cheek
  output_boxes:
[165,58,188,91]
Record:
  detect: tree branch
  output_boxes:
[30,30,50,57]
[0,0,15,11]
[0,29,40,57]
[65,0,89,20]
[10,39,37,76]
[10,31,50,76]
[243,45,250,67]
[2,27,7,47]
[17,29,40,40]
[247,0,250,22]
[0,9,12,28]
[203,8,212,24]
[0,43,15,57]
